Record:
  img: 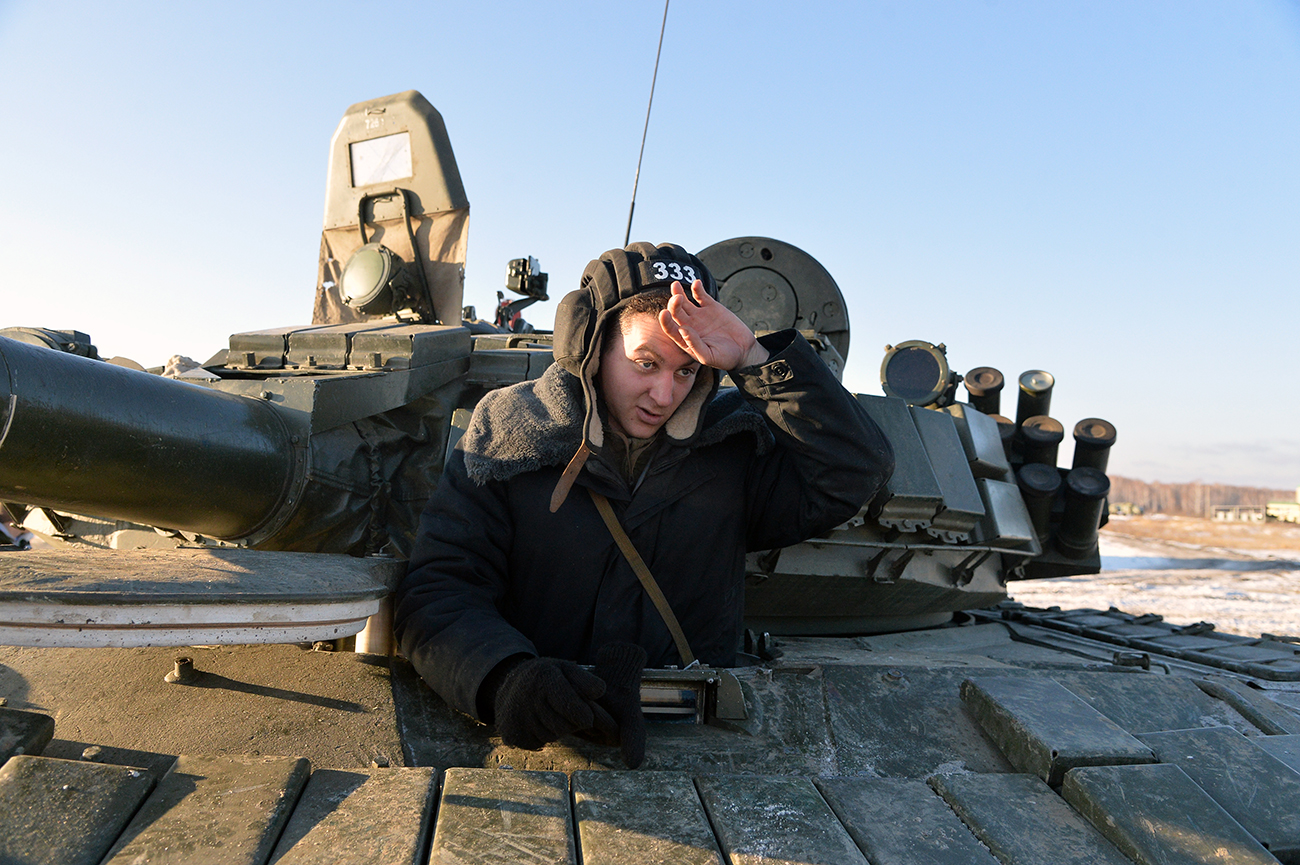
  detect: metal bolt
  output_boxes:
[884,668,905,682]
[81,745,104,762]
[370,754,390,768]
[164,656,199,684]
[0,697,7,707]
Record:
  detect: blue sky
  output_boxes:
[2,1,1298,488]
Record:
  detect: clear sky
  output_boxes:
[2,1,1297,488]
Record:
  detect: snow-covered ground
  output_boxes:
[1008,516,1300,639]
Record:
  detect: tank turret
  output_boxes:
[697,239,1115,635]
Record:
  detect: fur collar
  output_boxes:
[460,363,773,485]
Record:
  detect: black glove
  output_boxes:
[492,656,610,750]
[593,642,648,769]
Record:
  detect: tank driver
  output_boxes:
[396,242,893,767]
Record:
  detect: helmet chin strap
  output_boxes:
[549,442,592,513]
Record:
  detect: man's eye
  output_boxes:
[677,367,698,378]
[638,361,656,371]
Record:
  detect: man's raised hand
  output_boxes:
[658,280,770,371]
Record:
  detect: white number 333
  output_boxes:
[652,261,697,283]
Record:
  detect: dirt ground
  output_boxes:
[1097,514,1300,555]
[1009,515,1300,639]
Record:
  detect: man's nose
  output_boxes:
[647,372,674,406]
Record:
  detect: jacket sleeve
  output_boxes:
[728,330,894,551]
[394,450,538,720]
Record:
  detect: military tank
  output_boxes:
[1,91,1299,865]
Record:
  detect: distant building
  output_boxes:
[1267,486,1300,524]
[1212,505,1265,522]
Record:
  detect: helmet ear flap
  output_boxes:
[554,251,631,376]
[552,287,596,377]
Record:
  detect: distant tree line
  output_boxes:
[1109,477,1294,517]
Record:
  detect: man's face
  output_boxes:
[600,312,701,439]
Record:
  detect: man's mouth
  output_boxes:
[636,407,663,425]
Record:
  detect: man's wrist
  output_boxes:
[733,340,770,371]
[476,652,532,722]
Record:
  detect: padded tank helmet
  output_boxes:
[548,241,720,510]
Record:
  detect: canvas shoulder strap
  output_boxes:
[588,488,696,666]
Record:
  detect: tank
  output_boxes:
[2,91,1299,865]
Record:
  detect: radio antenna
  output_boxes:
[624,0,671,247]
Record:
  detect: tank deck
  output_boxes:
[6,728,1300,863]
[4,611,1300,864]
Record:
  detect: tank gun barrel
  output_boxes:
[0,335,296,539]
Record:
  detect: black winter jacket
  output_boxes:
[395,331,892,719]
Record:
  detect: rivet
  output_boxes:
[164,656,198,684]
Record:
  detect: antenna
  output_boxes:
[624,0,671,247]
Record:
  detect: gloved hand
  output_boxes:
[492,656,613,750]
[593,642,648,769]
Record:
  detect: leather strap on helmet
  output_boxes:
[549,442,593,513]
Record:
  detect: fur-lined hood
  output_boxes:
[460,363,774,486]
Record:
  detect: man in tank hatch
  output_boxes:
[395,241,893,767]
